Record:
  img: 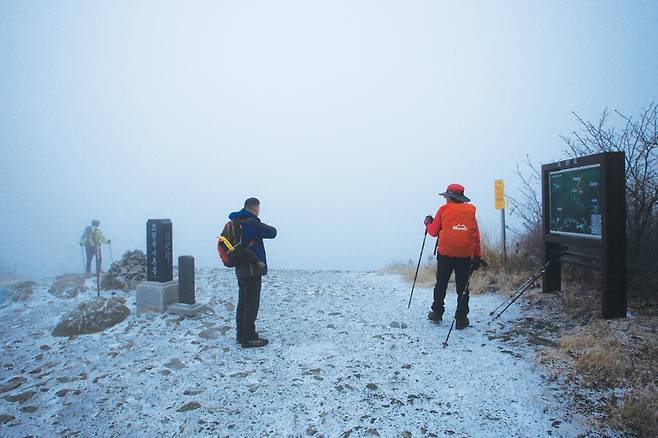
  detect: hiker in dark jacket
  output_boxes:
[229,198,277,348]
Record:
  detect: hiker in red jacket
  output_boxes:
[424,184,484,330]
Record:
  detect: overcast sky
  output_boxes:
[1,1,657,276]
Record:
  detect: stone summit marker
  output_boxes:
[147,219,173,282]
[136,219,178,314]
[167,255,207,316]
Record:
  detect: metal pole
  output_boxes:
[407,230,428,309]
[96,244,101,297]
[443,264,474,348]
[501,208,507,264]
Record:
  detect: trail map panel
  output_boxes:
[549,164,602,238]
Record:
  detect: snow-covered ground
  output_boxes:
[1,269,590,437]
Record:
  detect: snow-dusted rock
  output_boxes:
[52,297,130,337]
[10,281,35,302]
[48,274,87,299]
[0,281,35,305]
[101,250,146,291]
[0,376,26,394]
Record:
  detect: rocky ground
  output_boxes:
[0,269,615,437]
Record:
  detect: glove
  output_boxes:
[471,256,488,271]
[424,215,434,226]
[107,239,111,244]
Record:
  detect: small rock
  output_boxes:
[0,376,26,393]
[0,414,15,424]
[198,328,220,339]
[306,426,318,436]
[56,389,69,397]
[366,383,378,390]
[4,390,34,403]
[178,401,201,412]
[164,359,186,370]
[528,336,557,348]
[389,321,401,328]
[21,405,38,413]
[183,388,202,396]
[230,370,255,379]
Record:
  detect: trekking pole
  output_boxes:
[80,246,85,272]
[96,244,101,297]
[492,261,551,320]
[489,260,552,316]
[489,271,540,316]
[443,264,474,348]
[407,230,428,309]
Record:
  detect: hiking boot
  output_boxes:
[455,318,470,330]
[427,311,442,323]
[241,338,269,348]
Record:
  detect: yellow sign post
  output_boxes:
[495,179,507,263]
[495,179,505,210]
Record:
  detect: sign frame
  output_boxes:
[541,152,626,319]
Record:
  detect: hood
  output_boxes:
[228,208,257,220]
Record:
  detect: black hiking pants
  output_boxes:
[432,254,472,321]
[85,245,101,274]
[236,275,262,342]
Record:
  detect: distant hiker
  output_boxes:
[228,198,277,348]
[79,220,111,274]
[424,184,483,330]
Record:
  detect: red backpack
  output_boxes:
[217,218,244,267]
[437,203,479,258]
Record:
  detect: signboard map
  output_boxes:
[549,164,602,238]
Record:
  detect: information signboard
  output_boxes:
[548,164,602,238]
[541,152,626,319]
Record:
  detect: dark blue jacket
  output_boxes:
[228,208,277,277]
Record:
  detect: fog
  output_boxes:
[1,1,657,276]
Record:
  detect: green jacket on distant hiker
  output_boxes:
[80,220,111,274]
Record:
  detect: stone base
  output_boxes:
[136,281,179,314]
[167,302,208,316]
